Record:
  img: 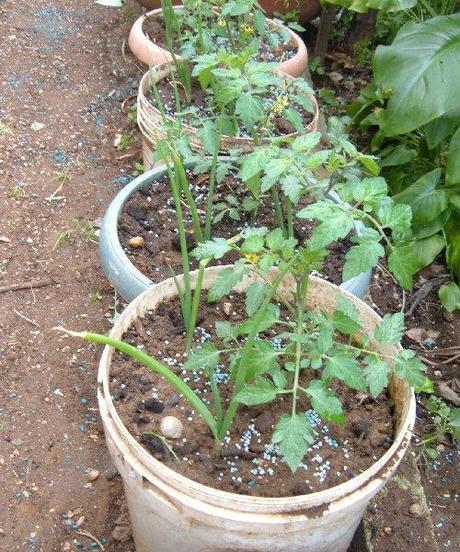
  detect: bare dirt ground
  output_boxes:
[0,1,458,551]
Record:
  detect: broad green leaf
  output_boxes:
[298,200,355,248]
[305,380,345,423]
[335,296,361,323]
[208,265,247,302]
[439,282,460,312]
[343,240,385,280]
[424,107,460,149]
[393,169,447,226]
[183,343,219,372]
[374,14,460,135]
[323,0,415,13]
[241,234,265,254]
[363,356,390,397]
[192,238,231,260]
[413,235,446,271]
[393,349,426,387]
[235,93,264,131]
[379,144,418,167]
[388,244,420,289]
[235,379,278,405]
[332,310,362,336]
[273,413,315,472]
[283,107,304,132]
[446,126,460,186]
[375,312,404,344]
[245,282,268,317]
[444,211,460,280]
[324,353,366,391]
[245,341,281,379]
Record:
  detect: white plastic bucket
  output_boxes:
[98,266,415,552]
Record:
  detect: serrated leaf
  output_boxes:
[241,234,265,254]
[375,312,405,344]
[388,244,420,289]
[363,356,390,397]
[343,240,385,280]
[305,380,345,423]
[245,282,268,317]
[340,177,388,211]
[192,238,231,260]
[393,349,426,387]
[265,228,284,251]
[235,93,264,131]
[291,131,321,152]
[183,343,219,372]
[238,303,279,335]
[208,265,247,302]
[245,341,281,379]
[281,174,303,203]
[332,310,362,336]
[238,149,268,181]
[215,320,235,340]
[273,413,315,472]
[377,202,412,235]
[324,353,366,391]
[235,379,278,405]
[283,107,304,132]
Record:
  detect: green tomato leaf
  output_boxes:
[238,303,280,335]
[238,149,268,181]
[363,356,390,397]
[208,265,247,302]
[291,131,321,152]
[235,92,264,131]
[375,312,405,344]
[183,343,219,372]
[339,177,388,211]
[192,238,231,260]
[265,228,284,251]
[374,14,460,135]
[281,174,303,203]
[324,352,366,391]
[377,202,413,236]
[273,413,315,472]
[305,380,345,423]
[343,240,385,280]
[245,282,269,317]
[215,320,235,340]
[393,349,426,387]
[235,379,278,406]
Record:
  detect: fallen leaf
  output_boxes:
[405,327,439,344]
[437,381,460,407]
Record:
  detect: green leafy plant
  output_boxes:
[349,14,460,309]
[57,125,427,471]
[421,396,460,459]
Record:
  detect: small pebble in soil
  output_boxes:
[87,469,100,482]
[128,236,144,249]
[409,502,424,517]
[160,416,183,439]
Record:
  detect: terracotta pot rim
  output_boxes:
[129,6,308,77]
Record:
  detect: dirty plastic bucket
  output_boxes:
[97,266,415,552]
[98,165,372,302]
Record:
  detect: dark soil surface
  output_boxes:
[110,293,394,497]
[118,171,351,287]
[144,13,296,64]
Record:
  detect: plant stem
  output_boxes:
[291,275,307,416]
[271,186,286,238]
[65,329,218,438]
[286,198,294,239]
[164,159,192,331]
[172,152,203,243]
[204,118,223,241]
[186,258,209,352]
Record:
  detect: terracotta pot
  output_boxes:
[137,64,319,167]
[128,7,308,78]
[136,0,322,23]
[98,265,415,552]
